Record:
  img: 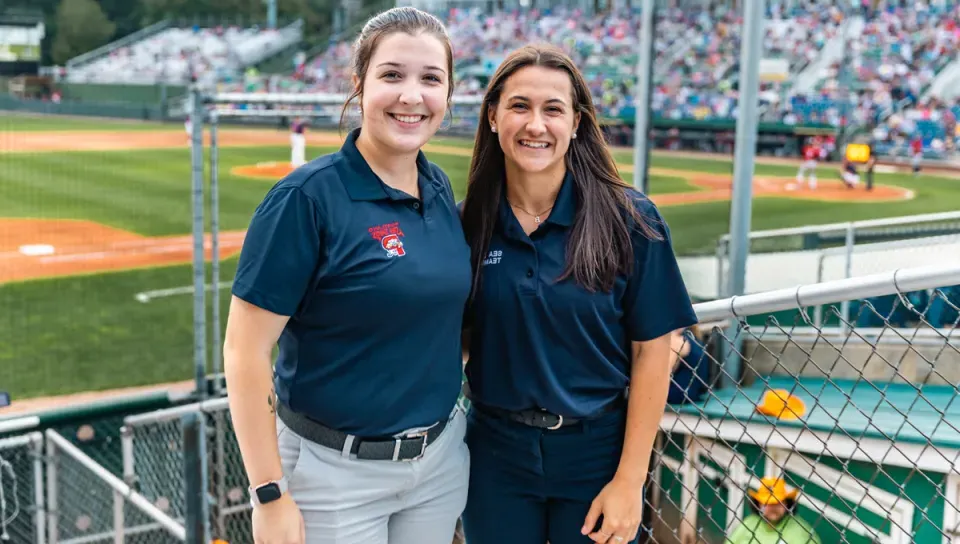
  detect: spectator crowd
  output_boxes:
[59,0,960,159]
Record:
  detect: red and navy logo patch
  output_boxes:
[368,222,406,257]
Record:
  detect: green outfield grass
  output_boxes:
[3,126,960,400]
[1,146,312,235]
[2,114,182,132]
[0,260,236,398]
[0,146,703,237]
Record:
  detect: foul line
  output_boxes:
[134,282,233,303]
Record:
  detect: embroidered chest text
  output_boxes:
[483,250,502,266]
[369,221,406,257]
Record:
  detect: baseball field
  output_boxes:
[3,113,959,409]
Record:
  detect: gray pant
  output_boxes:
[277,407,469,544]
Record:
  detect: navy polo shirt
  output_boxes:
[466,171,698,418]
[232,128,472,437]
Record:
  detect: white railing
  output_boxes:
[713,210,960,299]
[44,430,186,543]
[696,263,960,323]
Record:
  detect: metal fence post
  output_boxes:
[120,426,136,489]
[112,490,124,544]
[209,109,222,397]
[190,86,208,399]
[840,222,856,331]
[721,0,765,387]
[183,412,209,544]
[715,239,727,299]
[33,434,46,544]
[814,253,827,328]
[45,437,58,544]
[632,0,656,195]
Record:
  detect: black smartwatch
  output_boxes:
[249,477,288,507]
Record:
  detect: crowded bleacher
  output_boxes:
[209,0,955,158]
[59,0,960,159]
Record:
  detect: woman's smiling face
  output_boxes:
[354,31,451,155]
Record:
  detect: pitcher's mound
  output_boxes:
[232,162,297,180]
[763,180,914,203]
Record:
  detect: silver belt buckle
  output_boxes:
[393,430,429,461]
[546,414,564,430]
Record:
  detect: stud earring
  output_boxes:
[572,131,577,139]
[492,126,497,133]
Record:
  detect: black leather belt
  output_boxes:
[277,403,449,461]
[465,384,627,430]
[471,398,625,429]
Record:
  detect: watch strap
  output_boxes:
[249,476,288,507]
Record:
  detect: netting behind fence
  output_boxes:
[1,124,203,409]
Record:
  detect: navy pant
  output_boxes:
[461,405,642,544]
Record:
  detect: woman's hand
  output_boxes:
[581,474,645,543]
[252,494,305,544]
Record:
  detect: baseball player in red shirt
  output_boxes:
[796,137,820,189]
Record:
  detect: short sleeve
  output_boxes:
[623,200,698,342]
[232,186,323,316]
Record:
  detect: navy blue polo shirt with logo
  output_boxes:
[466,171,698,418]
[232,128,472,437]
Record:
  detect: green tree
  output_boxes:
[50,0,116,64]
[95,0,146,43]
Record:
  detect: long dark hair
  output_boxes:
[339,6,454,131]
[460,44,661,299]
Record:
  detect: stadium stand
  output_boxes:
[221,4,850,122]
[48,0,960,158]
[64,22,302,86]
[810,1,960,156]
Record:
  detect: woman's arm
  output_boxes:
[223,295,291,489]
[617,334,673,486]
[582,332,673,543]
[224,295,306,544]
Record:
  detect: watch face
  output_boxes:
[256,483,282,504]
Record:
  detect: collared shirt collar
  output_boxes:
[339,128,439,203]
[545,169,576,227]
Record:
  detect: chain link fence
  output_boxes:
[0,432,43,544]
[4,263,953,543]
[651,265,960,544]
[44,429,185,543]
[122,397,249,544]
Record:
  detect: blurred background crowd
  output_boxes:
[41,0,960,159]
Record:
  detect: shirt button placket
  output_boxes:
[527,247,538,290]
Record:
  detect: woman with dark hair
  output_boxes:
[223,7,471,544]
[459,44,698,544]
